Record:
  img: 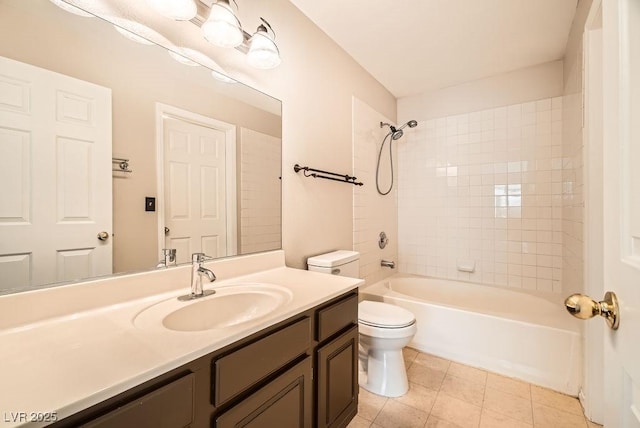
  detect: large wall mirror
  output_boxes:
[0,0,282,294]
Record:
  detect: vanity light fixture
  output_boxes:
[146,0,197,21]
[202,0,244,48]
[247,18,281,70]
[199,1,282,69]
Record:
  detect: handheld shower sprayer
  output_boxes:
[380,120,418,140]
[376,120,418,195]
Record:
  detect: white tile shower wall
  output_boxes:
[398,97,564,293]
[239,128,282,254]
[352,97,398,284]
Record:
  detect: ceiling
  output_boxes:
[289,0,578,98]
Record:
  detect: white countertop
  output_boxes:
[0,251,362,427]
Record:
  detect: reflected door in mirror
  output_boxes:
[161,109,236,263]
[0,56,112,292]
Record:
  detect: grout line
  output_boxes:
[530,379,536,427]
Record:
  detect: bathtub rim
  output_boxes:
[361,273,581,333]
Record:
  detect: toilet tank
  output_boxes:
[307,250,360,278]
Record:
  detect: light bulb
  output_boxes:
[247,30,281,69]
[202,1,243,48]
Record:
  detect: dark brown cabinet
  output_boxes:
[316,326,358,428]
[315,299,359,428]
[83,374,195,428]
[215,357,312,428]
[52,289,358,428]
[213,317,312,407]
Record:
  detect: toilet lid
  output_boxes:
[358,301,415,328]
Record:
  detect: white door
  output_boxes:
[0,56,112,292]
[162,115,229,264]
[602,0,640,426]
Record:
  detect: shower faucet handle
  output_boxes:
[379,231,389,249]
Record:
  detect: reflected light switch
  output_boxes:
[145,197,156,212]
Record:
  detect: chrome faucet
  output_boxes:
[157,248,176,268]
[381,260,396,269]
[178,253,216,301]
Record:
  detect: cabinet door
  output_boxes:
[316,325,358,428]
[215,357,312,428]
[82,373,194,428]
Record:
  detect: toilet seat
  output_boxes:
[359,320,417,339]
[358,301,415,329]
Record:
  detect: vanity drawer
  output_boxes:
[214,357,312,428]
[83,373,194,428]
[213,317,312,406]
[316,293,358,342]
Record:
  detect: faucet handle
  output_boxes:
[191,252,212,263]
[162,248,176,263]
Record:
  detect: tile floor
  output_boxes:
[348,348,603,428]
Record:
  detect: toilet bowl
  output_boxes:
[358,300,416,397]
[307,250,416,397]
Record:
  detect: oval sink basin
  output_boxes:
[134,284,293,332]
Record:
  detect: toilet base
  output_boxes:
[358,347,409,397]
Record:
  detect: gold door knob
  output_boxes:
[564,291,620,330]
[97,231,110,241]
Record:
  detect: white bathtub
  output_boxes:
[360,274,582,395]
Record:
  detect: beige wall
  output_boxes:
[398,61,564,122]
[244,1,397,268]
[352,97,398,285]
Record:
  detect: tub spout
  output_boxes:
[381,260,395,269]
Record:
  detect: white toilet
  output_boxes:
[307,250,417,397]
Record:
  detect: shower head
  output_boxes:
[380,120,418,140]
[398,119,418,130]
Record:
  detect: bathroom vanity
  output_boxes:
[0,251,361,428]
[53,291,357,428]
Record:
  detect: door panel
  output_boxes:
[56,136,93,221]
[0,127,30,222]
[602,0,640,425]
[0,56,112,292]
[163,116,227,262]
